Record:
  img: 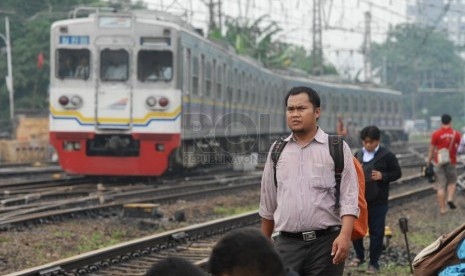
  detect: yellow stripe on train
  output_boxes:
[50,105,182,124]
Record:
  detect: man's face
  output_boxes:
[286,93,320,134]
[362,137,380,152]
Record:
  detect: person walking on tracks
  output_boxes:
[259,86,359,276]
[350,125,401,274]
[427,113,461,215]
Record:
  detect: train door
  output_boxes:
[96,48,132,129]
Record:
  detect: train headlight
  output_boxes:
[158,97,169,107]
[70,95,83,107]
[146,96,157,108]
[59,96,69,106]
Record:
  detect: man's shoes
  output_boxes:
[348,258,363,267]
[448,201,457,210]
[366,265,379,274]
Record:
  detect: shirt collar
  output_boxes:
[362,144,380,155]
[284,127,326,144]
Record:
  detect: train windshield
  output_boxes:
[100,49,129,81]
[137,50,173,82]
[56,49,90,79]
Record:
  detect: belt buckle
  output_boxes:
[302,231,316,241]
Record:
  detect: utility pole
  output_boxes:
[0,17,14,137]
[208,0,216,31]
[217,0,222,33]
[363,11,372,82]
[312,0,323,76]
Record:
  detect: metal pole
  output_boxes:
[5,17,14,137]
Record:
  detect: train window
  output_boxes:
[192,56,199,95]
[100,49,129,81]
[137,50,173,82]
[371,99,377,112]
[342,96,349,112]
[205,61,212,97]
[362,98,368,112]
[353,97,359,112]
[333,97,340,112]
[320,95,326,110]
[216,65,223,100]
[56,49,90,80]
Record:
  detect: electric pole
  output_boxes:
[312,0,323,76]
[0,17,14,136]
[363,11,372,82]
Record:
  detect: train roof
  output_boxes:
[285,74,403,96]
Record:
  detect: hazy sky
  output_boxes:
[142,0,412,80]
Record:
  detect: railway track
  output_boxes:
[0,151,429,231]
[7,170,442,276]
[0,172,262,230]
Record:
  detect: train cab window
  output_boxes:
[56,49,90,79]
[100,49,129,81]
[138,50,173,82]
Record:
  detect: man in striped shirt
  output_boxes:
[260,86,359,276]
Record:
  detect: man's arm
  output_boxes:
[261,218,275,239]
[378,151,401,183]
[427,144,435,165]
[331,215,355,264]
[259,145,278,238]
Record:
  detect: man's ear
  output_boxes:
[315,107,321,120]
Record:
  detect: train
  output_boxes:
[49,8,404,176]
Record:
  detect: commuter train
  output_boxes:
[49,8,404,176]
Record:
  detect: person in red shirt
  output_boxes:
[427,114,461,214]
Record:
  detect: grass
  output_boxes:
[77,230,128,253]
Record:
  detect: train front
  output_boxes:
[49,11,181,176]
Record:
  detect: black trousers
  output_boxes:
[274,231,344,276]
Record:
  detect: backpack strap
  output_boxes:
[271,137,288,188]
[328,135,344,209]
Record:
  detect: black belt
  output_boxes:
[280,226,341,241]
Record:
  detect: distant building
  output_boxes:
[407,0,465,47]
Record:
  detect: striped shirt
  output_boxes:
[259,128,359,232]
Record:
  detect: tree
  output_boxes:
[209,17,337,75]
[370,23,465,119]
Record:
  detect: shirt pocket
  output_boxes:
[310,163,335,191]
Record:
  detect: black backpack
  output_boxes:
[270,135,344,209]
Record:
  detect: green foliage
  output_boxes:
[370,23,465,120]
[208,16,337,76]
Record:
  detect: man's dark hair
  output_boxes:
[209,228,286,276]
[360,125,381,141]
[441,114,452,125]
[146,257,205,276]
[284,86,320,108]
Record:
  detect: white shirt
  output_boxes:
[362,145,380,162]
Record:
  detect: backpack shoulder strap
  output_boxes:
[328,135,344,209]
[355,150,364,163]
[271,137,288,188]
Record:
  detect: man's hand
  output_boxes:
[371,170,382,181]
[331,234,351,265]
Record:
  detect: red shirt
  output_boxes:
[431,127,461,164]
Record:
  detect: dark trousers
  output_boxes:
[275,231,344,276]
[353,203,388,269]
